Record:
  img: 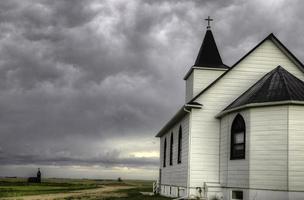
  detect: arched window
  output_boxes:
[177,126,182,164]
[230,114,246,160]
[163,138,167,167]
[169,133,173,166]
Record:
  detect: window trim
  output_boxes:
[230,114,246,160]
[169,133,173,166]
[163,138,167,167]
[177,126,182,164]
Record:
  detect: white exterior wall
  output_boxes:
[186,72,194,102]
[220,106,304,200]
[189,108,220,187]
[185,68,226,102]
[190,39,304,193]
[220,111,250,188]
[249,106,288,190]
[288,105,304,191]
[159,115,189,197]
[160,185,187,198]
[220,114,229,186]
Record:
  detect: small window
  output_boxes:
[163,138,167,167]
[230,114,246,160]
[232,190,243,200]
[169,133,173,166]
[177,126,182,164]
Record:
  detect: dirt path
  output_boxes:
[2,185,133,200]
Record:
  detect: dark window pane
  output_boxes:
[232,191,243,199]
[163,139,167,167]
[234,132,244,144]
[178,126,182,164]
[234,144,244,150]
[170,133,173,166]
[230,114,246,160]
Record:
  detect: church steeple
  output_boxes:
[185,17,228,102]
[194,18,228,69]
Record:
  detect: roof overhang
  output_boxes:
[184,65,229,80]
[185,102,203,109]
[216,100,304,118]
[155,102,202,137]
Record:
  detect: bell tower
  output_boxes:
[185,17,228,102]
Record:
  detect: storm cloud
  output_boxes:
[1,0,304,179]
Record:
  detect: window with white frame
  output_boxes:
[230,114,246,160]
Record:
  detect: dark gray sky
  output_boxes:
[0,0,304,179]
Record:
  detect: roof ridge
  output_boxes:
[277,66,292,100]
[222,67,276,111]
[188,33,304,104]
[252,66,284,99]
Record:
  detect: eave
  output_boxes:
[216,100,304,118]
[155,102,202,137]
[183,65,229,80]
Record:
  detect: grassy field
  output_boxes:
[0,178,171,200]
[0,178,100,198]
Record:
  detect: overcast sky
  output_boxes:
[0,0,304,180]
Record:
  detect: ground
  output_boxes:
[0,178,171,200]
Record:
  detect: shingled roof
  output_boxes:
[223,66,304,112]
[194,29,228,69]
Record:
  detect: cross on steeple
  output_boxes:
[205,16,213,29]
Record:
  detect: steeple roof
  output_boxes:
[224,66,304,111]
[194,29,228,69]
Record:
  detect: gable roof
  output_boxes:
[223,66,304,112]
[188,33,304,104]
[194,29,228,69]
[155,102,202,137]
[155,107,187,138]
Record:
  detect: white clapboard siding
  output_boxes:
[219,113,229,185]
[221,106,291,190]
[185,68,226,102]
[220,111,250,188]
[191,39,304,188]
[160,114,189,187]
[185,72,194,102]
[288,105,304,191]
[249,106,288,190]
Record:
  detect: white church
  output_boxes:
[156,18,304,200]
